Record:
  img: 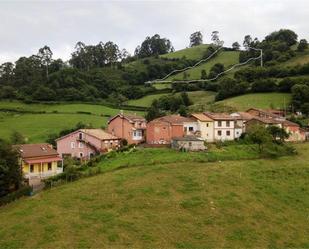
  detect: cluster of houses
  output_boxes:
[14,108,307,186]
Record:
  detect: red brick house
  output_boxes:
[146,115,196,145]
[108,113,147,144]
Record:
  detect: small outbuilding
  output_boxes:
[171,136,206,151]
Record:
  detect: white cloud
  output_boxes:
[0,0,308,64]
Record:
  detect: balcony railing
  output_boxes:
[24,168,63,179]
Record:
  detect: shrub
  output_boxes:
[0,185,33,206]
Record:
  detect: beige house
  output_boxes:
[191,113,214,142]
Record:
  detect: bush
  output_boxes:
[0,185,33,206]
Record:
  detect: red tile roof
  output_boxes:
[108,113,146,123]
[151,115,195,124]
[14,144,59,159]
[203,112,236,120]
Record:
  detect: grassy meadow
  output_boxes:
[218,92,292,111]
[0,101,144,143]
[0,143,308,248]
[160,44,210,60]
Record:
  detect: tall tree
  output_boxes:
[190,31,203,47]
[211,31,223,47]
[243,35,252,50]
[232,42,240,51]
[38,45,53,79]
[0,140,23,197]
[297,39,308,52]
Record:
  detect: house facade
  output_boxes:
[108,113,147,144]
[56,129,121,160]
[14,143,63,185]
[146,115,195,145]
[171,136,206,151]
[191,113,214,142]
[203,112,237,141]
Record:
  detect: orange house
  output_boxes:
[146,115,195,145]
[108,113,147,144]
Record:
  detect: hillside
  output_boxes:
[0,101,144,143]
[160,44,210,60]
[0,143,308,248]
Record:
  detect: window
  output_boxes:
[189,127,194,132]
[218,130,222,136]
[226,121,230,127]
[133,130,142,139]
[189,142,192,146]
[71,142,75,149]
[48,162,52,171]
[206,123,209,127]
[79,152,84,158]
[30,164,34,173]
[226,130,231,136]
[78,142,83,148]
[218,121,222,127]
[79,132,83,140]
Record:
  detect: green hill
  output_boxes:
[0,143,308,248]
[217,93,292,111]
[167,50,240,81]
[160,44,210,60]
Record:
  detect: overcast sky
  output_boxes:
[0,0,308,64]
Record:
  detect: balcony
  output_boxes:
[24,168,63,179]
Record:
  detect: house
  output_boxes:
[108,113,147,144]
[203,112,237,141]
[190,113,214,142]
[14,143,63,185]
[246,108,283,120]
[146,115,196,145]
[171,136,206,151]
[230,112,254,135]
[56,129,121,160]
[246,116,306,142]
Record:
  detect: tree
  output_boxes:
[180,92,192,106]
[146,99,163,121]
[201,69,207,79]
[266,126,289,143]
[211,31,223,47]
[0,139,23,197]
[243,35,252,50]
[297,39,308,52]
[38,45,53,79]
[247,125,272,152]
[209,63,224,79]
[190,31,203,47]
[178,105,188,116]
[10,131,26,144]
[265,29,298,46]
[135,34,174,58]
[232,42,240,51]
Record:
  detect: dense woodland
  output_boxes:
[0,29,309,113]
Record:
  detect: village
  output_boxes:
[14,107,307,187]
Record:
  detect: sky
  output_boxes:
[0,0,308,64]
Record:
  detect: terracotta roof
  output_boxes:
[249,116,282,124]
[13,144,59,159]
[80,129,120,140]
[281,120,300,127]
[108,113,146,123]
[246,108,281,118]
[231,112,254,120]
[151,115,195,124]
[191,113,213,122]
[203,112,236,120]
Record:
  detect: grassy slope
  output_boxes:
[126,91,216,107]
[160,44,210,60]
[218,93,292,111]
[167,51,240,81]
[0,101,144,143]
[282,49,309,67]
[0,143,308,248]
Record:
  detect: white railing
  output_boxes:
[25,168,63,179]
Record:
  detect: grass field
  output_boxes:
[218,93,292,111]
[126,91,216,107]
[168,50,240,81]
[0,101,144,143]
[0,143,308,248]
[160,44,210,60]
[282,49,309,67]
